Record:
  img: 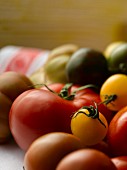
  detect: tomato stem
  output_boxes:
[77,103,106,128]
[59,83,98,100]
[101,94,117,105]
[34,83,99,101]
[59,83,73,99]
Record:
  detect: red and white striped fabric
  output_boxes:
[0,46,50,76]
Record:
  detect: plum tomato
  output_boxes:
[23,132,83,170]
[56,149,117,170]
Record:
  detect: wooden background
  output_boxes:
[0,0,127,51]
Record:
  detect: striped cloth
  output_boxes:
[0,46,49,76]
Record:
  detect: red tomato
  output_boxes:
[56,149,117,170]
[9,83,113,151]
[42,83,113,123]
[111,156,127,170]
[107,106,127,156]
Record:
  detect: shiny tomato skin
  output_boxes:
[9,83,113,151]
[42,83,113,123]
[111,156,127,170]
[41,83,65,93]
[71,108,108,146]
[24,132,83,170]
[56,149,117,170]
[100,74,127,111]
[9,89,76,151]
[107,106,127,157]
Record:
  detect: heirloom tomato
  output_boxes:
[65,48,109,87]
[107,106,127,156]
[24,132,83,170]
[56,149,117,170]
[9,83,112,151]
[100,74,127,111]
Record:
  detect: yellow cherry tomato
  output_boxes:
[71,104,108,146]
[100,74,127,111]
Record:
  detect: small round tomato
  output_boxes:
[24,132,83,170]
[107,106,127,157]
[71,103,108,146]
[56,149,117,170]
[111,156,127,170]
[100,74,127,111]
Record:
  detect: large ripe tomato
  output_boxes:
[42,83,113,123]
[56,149,117,170]
[100,74,127,111]
[111,156,127,170]
[24,132,83,170]
[71,104,108,146]
[107,106,127,156]
[9,83,112,151]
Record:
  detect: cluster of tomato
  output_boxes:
[8,73,127,170]
[1,41,127,170]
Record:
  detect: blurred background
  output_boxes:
[0,0,127,51]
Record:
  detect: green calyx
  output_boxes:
[58,83,98,100]
[36,83,98,101]
[101,94,117,105]
[77,103,106,128]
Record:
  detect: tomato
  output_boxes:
[0,71,34,143]
[106,43,127,74]
[56,149,117,170]
[0,71,34,101]
[111,156,127,170]
[65,48,110,87]
[71,104,108,146]
[100,74,127,111]
[104,41,126,59]
[0,92,12,143]
[24,132,83,170]
[42,83,113,123]
[107,106,127,156]
[9,83,112,151]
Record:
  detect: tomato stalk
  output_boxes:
[100,94,117,105]
[75,102,106,128]
[59,83,98,100]
[34,83,98,100]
